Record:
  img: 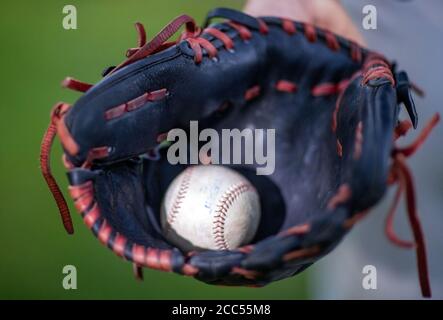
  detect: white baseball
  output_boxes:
[160,165,261,252]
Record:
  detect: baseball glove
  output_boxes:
[41,8,438,296]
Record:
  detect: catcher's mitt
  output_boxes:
[41,8,438,296]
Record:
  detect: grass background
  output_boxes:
[0,0,309,299]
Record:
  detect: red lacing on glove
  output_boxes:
[126,22,147,57]
[275,80,298,93]
[41,16,202,234]
[228,21,253,40]
[40,103,74,234]
[362,55,395,86]
[109,15,200,75]
[332,55,393,133]
[64,16,364,88]
[204,27,235,50]
[362,66,395,86]
[386,113,440,297]
[184,18,268,65]
[311,78,349,96]
[61,77,93,93]
[185,26,239,64]
[183,18,359,65]
[40,103,110,234]
[394,120,413,140]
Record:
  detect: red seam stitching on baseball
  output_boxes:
[212,183,253,250]
[167,167,194,226]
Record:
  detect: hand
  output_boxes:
[244,0,366,46]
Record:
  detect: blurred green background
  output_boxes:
[0,0,308,299]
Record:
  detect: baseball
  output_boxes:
[160,165,261,252]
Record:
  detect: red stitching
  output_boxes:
[61,77,93,92]
[324,31,340,51]
[83,203,100,229]
[98,220,112,245]
[195,37,218,59]
[166,167,194,226]
[363,53,389,69]
[280,223,311,236]
[362,55,395,86]
[245,85,260,100]
[232,267,261,279]
[110,14,198,74]
[283,246,320,262]
[350,42,362,62]
[56,111,79,156]
[113,234,127,257]
[187,36,219,63]
[257,18,269,34]
[362,66,395,86]
[311,79,349,96]
[282,18,296,35]
[227,21,252,40]
[394,120,413,140]
[204,27,234,50]
[73,191,94,213]
[327,184,351,210]
[62,154,74,169]
[69,185,176,273]
[104,15,369,77]
[68,180,93,200]
[186,38,203,63]
[237,244,254,253]
[81,146,110,169]
[105,89,168,120]
[146,248,162,269]
[182,263,199,276]
[304,23,317,42]
[275,80,297,93]
[132,244,146,266]
[105,104,126,120]
[159,250,172,271]
[212,183,253,250]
